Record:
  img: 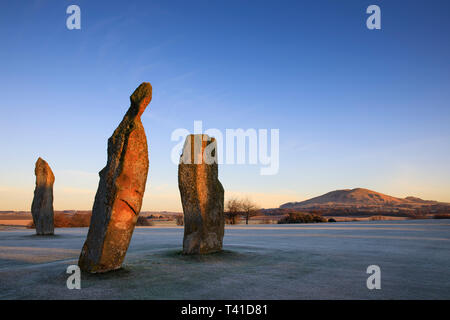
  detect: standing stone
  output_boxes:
[178,134,225,254]
[78,82,151,273]
[31,157,55,235]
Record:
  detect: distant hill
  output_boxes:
[279,188,447,214]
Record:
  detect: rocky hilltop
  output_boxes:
[279,188,450,216]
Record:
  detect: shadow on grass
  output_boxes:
[81,267,133,280]
[21,234,79,241]
[155,249,246,262]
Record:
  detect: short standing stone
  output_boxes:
[31,157,55,235]
[178,134,225,254]
[78,82,151,273]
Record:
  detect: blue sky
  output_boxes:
[1,0,449,211]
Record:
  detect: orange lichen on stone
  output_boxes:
[78,82,151,273]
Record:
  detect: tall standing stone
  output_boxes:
[31,157,55,235]
[178,134,225,254]
[78,82,151,273]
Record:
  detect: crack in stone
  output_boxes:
[120,199,138,216]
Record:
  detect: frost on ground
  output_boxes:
[0,220,449,299]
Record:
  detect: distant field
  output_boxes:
[0,212,420,227]
[327,216,409,222]
[0,214,32,220]
[0,213,32,226]
[0,220,32,226]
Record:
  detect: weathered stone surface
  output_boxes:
[31,157,55,235]
[78,82,151,273]
[178,134,225,254]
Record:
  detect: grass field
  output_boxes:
[0,219,449,299]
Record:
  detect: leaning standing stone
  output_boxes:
[178,134,225,254]
[31,157,55,235]
[78,82,151,273]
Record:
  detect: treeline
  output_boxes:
[277,212,328,224]
[261,206,450,218]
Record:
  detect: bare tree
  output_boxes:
[225,198,242,224]
[241,198,260,225]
